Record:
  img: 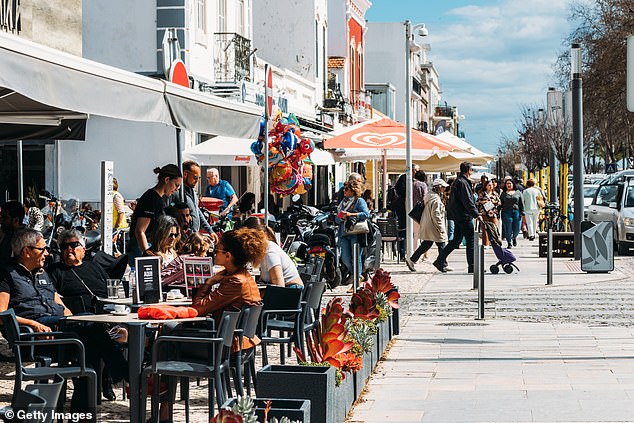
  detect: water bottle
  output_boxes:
[129,267,138,304]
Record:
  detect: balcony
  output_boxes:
[214,32,252,84]
[434,104,455,118]
[350,90,371,119]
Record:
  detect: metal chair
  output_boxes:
[0,310,97,419]
[24,374,65,423]
[297,255,325,284]
[376,217,402,262]
[259,286,303,366]
[140,311,240,423]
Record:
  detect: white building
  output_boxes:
[365,22,438,131]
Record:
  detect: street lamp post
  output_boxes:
[571,43,584,260]
[404,20,428,258]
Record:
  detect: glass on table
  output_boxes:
[106,279,121,299]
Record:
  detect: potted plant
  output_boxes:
[221,396,310,422]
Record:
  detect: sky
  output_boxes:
[365,0,576,156]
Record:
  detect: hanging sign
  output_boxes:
[265,64,273,119]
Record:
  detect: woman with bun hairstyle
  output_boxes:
[192,228,266,323]
[129,164,182,264]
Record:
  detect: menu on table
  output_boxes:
[135,256,162,304]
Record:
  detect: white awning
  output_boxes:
[307,148,336,165]
[182,136,257,166]
[0,31,262,139]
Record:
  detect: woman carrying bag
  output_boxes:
[477,180,501,246]
[336,180,370,285]
[406,178,449,272]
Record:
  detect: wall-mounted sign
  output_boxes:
[169,59,190,88]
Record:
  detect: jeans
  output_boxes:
[435,219,475,269]
[501,209,521,244]
[411,241,446,263]
[447,219,455,241]
[339,234,362,277]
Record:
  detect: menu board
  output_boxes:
[135,256,162,304]
[183,256,214,294]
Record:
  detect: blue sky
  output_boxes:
[365,0,575,155]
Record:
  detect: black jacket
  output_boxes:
[446,173,479,221]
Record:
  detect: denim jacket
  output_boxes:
[336,196,370,237]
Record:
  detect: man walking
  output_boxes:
[433,162,481,273]
[393,164,420,258]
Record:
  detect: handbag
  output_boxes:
[536,194,545,209]
[345,219,370,235]
[408,201,424,223]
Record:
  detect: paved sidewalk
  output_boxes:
[348,237,634,423]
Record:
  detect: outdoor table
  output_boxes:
[98,297,193,308]
[66,313,206,423]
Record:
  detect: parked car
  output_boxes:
[598,169,634,185]
[569,184,599,220]
[587,176,634,255]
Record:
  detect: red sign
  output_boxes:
[265,65,273,119]
[170,59,190,88]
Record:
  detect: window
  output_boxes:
[625,187,634,208]
[315,21,319,78]
[217,0,227,32]
[237,0,245,36]
[196,0,206,32]
[595,185,619,207]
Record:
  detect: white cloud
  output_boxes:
[426,0,572,153]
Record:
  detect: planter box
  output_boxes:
[376,319,390,356]
[334,372,354,423]
[256,364,335,423]
[222,398,310,422]
[370,333,379,370]
[353,351,372,399]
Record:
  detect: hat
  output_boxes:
[432,178,449,187]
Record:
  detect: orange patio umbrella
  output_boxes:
[324,117,458,161]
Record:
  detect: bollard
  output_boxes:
[473,225,480,290]
[546,223,553,285]
[479,231,485,320]
[352,243,359,293]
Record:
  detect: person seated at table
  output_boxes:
[192,228,265,323]
[179,231,213,257]
[241,217,303,288]
[47,229,109,313]
[144,215,180,267]
[0,228,128,411]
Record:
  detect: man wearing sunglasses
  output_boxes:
[46,229,109,314]
[0,228,128,409]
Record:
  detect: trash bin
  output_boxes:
[580,221,614,273]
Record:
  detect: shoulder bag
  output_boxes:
[344,198,370,235]
[408,201,424,223]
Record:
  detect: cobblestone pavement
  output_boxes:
[2,237,633,421]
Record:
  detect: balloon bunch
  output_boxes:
[251,112,315,196]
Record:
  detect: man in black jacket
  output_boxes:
[433,162,482,273]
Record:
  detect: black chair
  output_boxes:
[0,310,97,419]
[376,217,402,262]
[24,374,65,423]
[230,304,263,397]
[140,311,240,423]
[259,286,303,366]
[0,387,46,423]
[297,255,325,284]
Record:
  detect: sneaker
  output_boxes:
[405,257,417,272]
[507,243,512,249]
[444,266,454,272]
[432,261,447,273]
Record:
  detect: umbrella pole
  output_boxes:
[264,120,269,226]
[176,128,184,201]
[17,140,23,202]
[382,149,388,210]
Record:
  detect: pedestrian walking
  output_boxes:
[477,180,501,246]
[522,179,543,241]
[500,179,524,248]
[406,178,449,271]
[433,162,482,273]
[336,180,370,284]
[412,170,428,250]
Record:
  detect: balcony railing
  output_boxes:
[434,104,455,118]
[350,90,371,118]
[214,32,252,84]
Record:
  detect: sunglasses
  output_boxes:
[28,245,47,253]
[59,241,82,250]
[167,233,179,239]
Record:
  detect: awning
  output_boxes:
[0,31,172,127]
[0,31,262,138]
[307,148,335,165]
[164,83,261,139]
[434,131,494,165]
[182,136,257,166]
